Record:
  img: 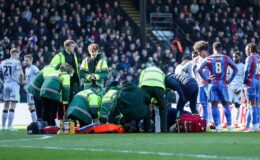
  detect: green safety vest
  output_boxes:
[99,88,119,121]
[80,57,108,87]
[28,65,56,97]
[67,89,101,124]
[50,52,79,77]
[139,66,166,90]
[40,70,70,104]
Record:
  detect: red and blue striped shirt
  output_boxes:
[198,54,237,84]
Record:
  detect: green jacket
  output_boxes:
[139,66,166,90]
[99,86,120,123]
[80,54,108,88]
[50,50,80,85]
[28,65,56,97]
[66,89,101,124]
[108,82,150,124]
[40,70,70,104]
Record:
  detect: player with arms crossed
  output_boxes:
[24,55,39,122]
[198,42,238,132]
[244,43,260,132]
[1,48,24,131]
[227,51,245,128]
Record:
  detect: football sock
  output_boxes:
[257,107,260,123]
[8,109,15,128]
[2,110,8,128]
[30,109,37,122]
[202,104,208,124]
[207,104,213,123]
[234,103,240,124]
[236,108,240,124]
[245,108,251,128]
[224,105,232,126]
[212,106,220,126]
[251,106,258,125]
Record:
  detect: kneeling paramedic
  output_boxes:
[66,89,101,127]
[99,81,120,123]
[108,82,151,132]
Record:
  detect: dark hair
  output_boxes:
[213,42,222,53]
[182,55,192,62]
[191,51,198,57]
[233,51,241,56]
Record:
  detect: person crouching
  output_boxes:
[66,88,101,127]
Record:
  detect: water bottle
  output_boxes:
[155,108,161,133]
[64,121,70,134]
[69,121,75,134]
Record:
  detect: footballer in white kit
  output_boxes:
[227,51,245,127]
[1,48,24,131]
[227,52,245,107]
[24,55,39,122]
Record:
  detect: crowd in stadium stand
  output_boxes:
[0,0,259,102]
[147,0,260,60]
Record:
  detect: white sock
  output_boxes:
[2,110,8,128]
[236,109,240,124]
[30,110,37,122]
[207,104,213,123]
[8,109,15,128]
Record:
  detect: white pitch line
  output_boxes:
[0,135,52,142]
[0,144,257,160]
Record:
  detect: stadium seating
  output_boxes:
[147,0,259,59]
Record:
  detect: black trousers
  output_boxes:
[41,97,60,126]
[176,82,199,116]
[58,80,79,120]
[141,86,167,132]
[33,96,43,119]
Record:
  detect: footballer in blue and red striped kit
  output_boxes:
[244,43,260,132]
[198,42,238,132]
[193,41,210,126]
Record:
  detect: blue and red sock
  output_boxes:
[245,108,251,128]
[224,105,232,126]
[202,104,208,124]
[251,106,258,125]
[212,106,220,126]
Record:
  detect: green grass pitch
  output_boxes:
[0,130,260,160]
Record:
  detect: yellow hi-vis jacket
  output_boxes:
[50,51,79,83]
[139,66,166,90]
[40,70,71,104]
[67,89,101,124]
[80,56,108,87]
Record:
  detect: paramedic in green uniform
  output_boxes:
[28,65,56,119]
[66,89,101,126]
[80,43,108,89]
[108,82,151,132]
[40,64,74,125]
[99,81,120,123]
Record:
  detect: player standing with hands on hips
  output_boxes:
[198,42,238,132]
